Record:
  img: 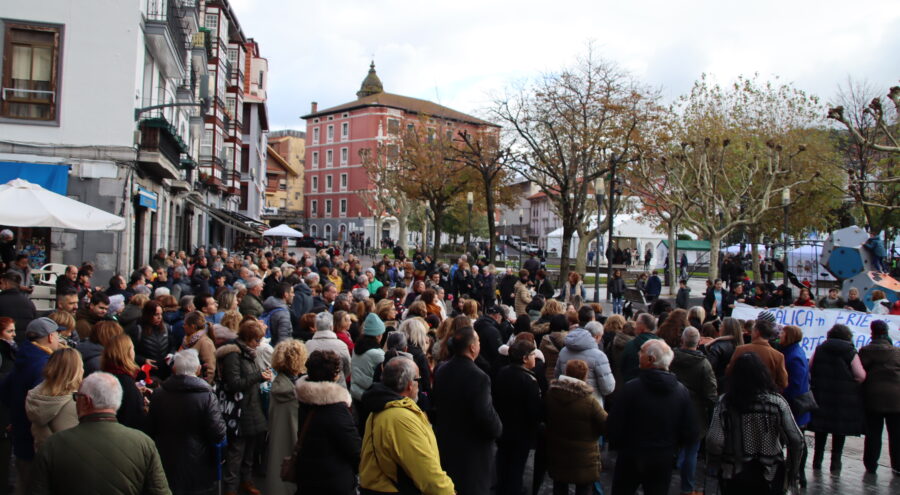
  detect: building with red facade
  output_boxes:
[301,63,497,244]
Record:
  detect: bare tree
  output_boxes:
[359,143,413,252]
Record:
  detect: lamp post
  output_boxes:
[593,177,605,302]
[518,208,524,269]
[465,192,474,258]
[782,187,790,286]
[606,163,623,301]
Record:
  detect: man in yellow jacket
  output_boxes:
[359,357,455,495]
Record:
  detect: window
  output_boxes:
[340,147,348,165]
[387,119,400,135]
[201,130,213,157]
[326,125,334,142]
[340,173,347,190]
[311,176,318,192]
[406,123,415,134]
[340,199,347,215]
[324,224,332,239]
[280,198,287,208]
[312,127,319,144]
[225,97,235,118]
[279,179,286,191]
[325,175,332,191]
[311,151,318,168]
[326,149,333,167]
[1,22,62,121]
[227,48,238,64]
[294,192,300,199]
[341,122,349,139]
[258,70,263,88]
[310,200,317,215]
[310,224,317,236]
[342,112,348,118]
[204,13,218,36]
[325,199,332,216]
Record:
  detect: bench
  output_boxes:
[623,288,648,313]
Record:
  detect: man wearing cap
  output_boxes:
[725,314,788,390]
[474,306,504,372]
[0,272,36,340]
[0,317,61,493]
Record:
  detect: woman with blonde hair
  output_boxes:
[101,333,147,431]
[25,348,83,451]
[333,310,355,353]
[180,311,217,383]
[532,299,566,338]
[398,316,432,397]
[461,299,479,324]
[266,339,308,495]
[688,306,706,329]
[375,298,398,331]
[46,311,77,347]
[213,310,242,346]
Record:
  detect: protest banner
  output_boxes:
[731,303,900,359]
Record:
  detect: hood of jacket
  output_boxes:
[564,328,598,352]
[294,282,311,297]
[76,340,103,362]
[360,382,404,413]
[263,296,289,311]
[294,376,351,406]
[25,384,74,426]
[638,368,681,395]
[161,374,211,394]
[214,341,253,360]
[548,375,594,405]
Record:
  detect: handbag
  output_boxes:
[789,391,818,416]
[280,410,315,482]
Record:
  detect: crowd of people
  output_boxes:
[0,244,896,495]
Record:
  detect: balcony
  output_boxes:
[191,29,212,65]
[138,117,190,180]
[144,0,188,78]
[224,169,241,195]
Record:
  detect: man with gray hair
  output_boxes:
[619,313,661,382]
[30,372,171,494]
[359,357,454,494]
[668,327,717,495]
[238,277,265,317]
[608,339,696,495]
[305,312,350,385]
[147,349,226,495]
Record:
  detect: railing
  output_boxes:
[146,0,188,51]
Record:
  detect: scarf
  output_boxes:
[182,329,208,350]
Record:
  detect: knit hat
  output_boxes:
[25,317,58,341]
[363,313,386,336]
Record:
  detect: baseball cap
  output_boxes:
[25,317,59,341]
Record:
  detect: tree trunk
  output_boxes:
[666,221,677,295]
[432,208,443,261]
[484,181,497,265]
[708,234,722,281]
[574,228,595,276]
[751,232,762,283]
[397,205,409,254]
[559,225,574,287]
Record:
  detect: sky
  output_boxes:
[228,0,900,132]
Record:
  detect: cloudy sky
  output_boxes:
[229,0,899,131]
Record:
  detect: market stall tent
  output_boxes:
[545,213,667,261]
[0,179,124,230]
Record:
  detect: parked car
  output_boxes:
[296,236,328,248]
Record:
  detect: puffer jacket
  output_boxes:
[554,329,615,403]
[540,331,569,382]
[76,340,104,376]
[514,280,532,316]
[147,374,226,494]
[0,340,52,460]
[669,348,718,438]
[351,339,385,402]
[262,296,293,346]
[291,281,313,318]
[359,383,454,494]
[705,336,738,395]
[545,376,606,484]
[859,337,900,414]
[238,293,264,318]
[216,341,267,436]
[25,383,78,452]
[134,324,172,379]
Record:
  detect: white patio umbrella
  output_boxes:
[0,179,125,230]
[262,223,304,238]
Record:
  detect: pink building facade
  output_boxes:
[301,63,497,242]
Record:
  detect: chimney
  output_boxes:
[311,101,318,113]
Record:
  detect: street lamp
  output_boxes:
[518,208,524,269]
[465,192,474,258]
[782,187,790,286]
[593,177,605,302]
[606,163,623,301]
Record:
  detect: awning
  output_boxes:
[0,162,69,195]
[183,197,260,237]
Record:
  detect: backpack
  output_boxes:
[259,307,287,338]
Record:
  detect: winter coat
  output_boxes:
[780,342,812,427]
[25,382,78,452]
[535,278,555,300]
[809,338,865,435]
[540,331,568,383]
[108,370,147,433]
[118,304,142,338]
[134,324,172,379]
[77,340,104,376]
[619,333,661,383]
[216,341,267,436]
[705,336,738,395]
[0,340,51,459]
[266,373,299,495]
[609,277,626,298]
[433,355,503,495]
[669,348,718,438]
[545,376,607,484]
[559,281,585,305]
[262,296,293,346]
[147,374,226,494]
[351,344,385,402]
[180,332,216,384]
[0,288,36,339]
[859,338,900,414]
[295,377,361,495]
[727,340,789,391]
[609,331,634,396]
[703,289,733,318]
[513,280,532,316]
[607,368,697,462]
[305,331,351,384]
[238,293,264,318]
[29,412,170,495]
[492,364,542,449]
[498,274,518,306]
[291,281,314,319]
[676,287,691,309]
[359,383,454,494]
[645,275,662,298]
[474,315,503,371]
[554,329,615,403]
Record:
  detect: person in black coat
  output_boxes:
[702,279,733,319]
[493,340,542,495]
[294,350,361,495]
[498,270,518,307]
[474,308,504,373]
[433,325,503,495]
[133,301,172,381]
[534,269,555,300]
[0,273,36,341]
[147,349,226,495]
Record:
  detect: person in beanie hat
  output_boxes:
[0,317,62,493]
[351,313,386,408]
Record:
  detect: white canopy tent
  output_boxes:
[788,244,835,282]
[262,224,304,238]
[0,179,125,230]
[545,213,667,261]
[723,244,766,257]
